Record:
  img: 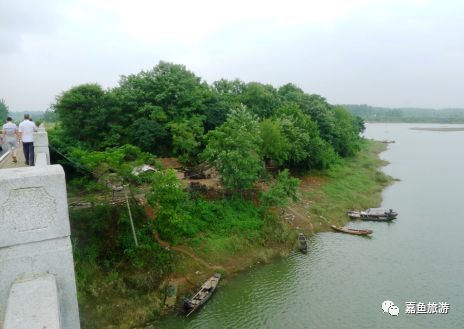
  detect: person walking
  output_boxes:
[18,114,38,166]
[2,117,19,163]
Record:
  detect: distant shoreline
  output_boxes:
[410,127,464,132]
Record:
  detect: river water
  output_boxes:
[155,123,463,329]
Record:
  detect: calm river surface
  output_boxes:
[155,123,463,329]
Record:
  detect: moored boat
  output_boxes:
[298,233,308,253]
[331,225,373,236]
[348,208,398,221]
[183,273,221,316]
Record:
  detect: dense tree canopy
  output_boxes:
[51,61,364,188]
[203,106,263,191]
[53,84,110,149]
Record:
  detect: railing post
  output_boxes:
[34,123,50,166]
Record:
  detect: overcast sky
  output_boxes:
[1,0,463,111]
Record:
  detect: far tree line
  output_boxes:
[344,104,464,123]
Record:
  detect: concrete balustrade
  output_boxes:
[0,127,80,329]
[34,124,50,165]
[3,274,61,329]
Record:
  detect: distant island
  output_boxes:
[343,104,464,123]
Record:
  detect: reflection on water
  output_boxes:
[155,124,463,329]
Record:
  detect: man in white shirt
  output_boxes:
[2,117,19,163]
[18,114,38,166]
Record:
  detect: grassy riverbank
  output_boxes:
[74,139,392,328]
[289,139,393,233]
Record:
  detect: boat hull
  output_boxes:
[184,273,221,316]
[348,208,398,221]
[298,233,308,253]
[331,225,373,235]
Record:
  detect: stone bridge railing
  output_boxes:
[0,125,80,329]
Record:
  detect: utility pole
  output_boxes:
[124,184,139,247]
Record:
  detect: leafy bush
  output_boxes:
[261,169,300,207]
[71,204,172,298]
[68,144,157,182]
[147,170,197,242]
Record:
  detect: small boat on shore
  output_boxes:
[183,273,221,316]
[348,208,398,221]
[298,233,308,253]
[331,225,373,236]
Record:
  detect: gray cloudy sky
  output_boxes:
[1,0,463,111]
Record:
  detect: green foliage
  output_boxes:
[147,169,187,211]
[167,116,204,164]
[203,105,263,191]
[0,98,8,121]
[189,197,263,240]
[68,177,107,194]
[115,61,212,157]
[147,169,265,243]
[241,82,280,118]
[261,169,300,207]
[69,144,156,182]
[51,61,364,166]
[331,106,362,156]
[147,170,195,242]
[71,204,172,298]
[129,118,170,155]
[276,103,337,171]
[51,61,364,182]
[53,84,111,149]
[259,118,289,166]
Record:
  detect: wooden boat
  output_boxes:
[331,225,373,236]
[183,273,221,316]
[298,233,308,253]
[348,208,398,221]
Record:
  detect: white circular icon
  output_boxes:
[382,300,394,313]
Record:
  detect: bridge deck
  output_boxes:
[0,145,27,169]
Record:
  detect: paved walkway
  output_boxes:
[0,144,27,169]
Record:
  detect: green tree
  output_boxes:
[167,115,204,164]
[0,98,9,122]
[276,103,337,170]
[203,105,263,192]
[128,118,170,155]
[205,79,245,131]
[114,61,212,158]
[259,118,289,166]
[242,82,280,118]
[53,84,110,149]
[147,170,195,242]
[331,106,362,156]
